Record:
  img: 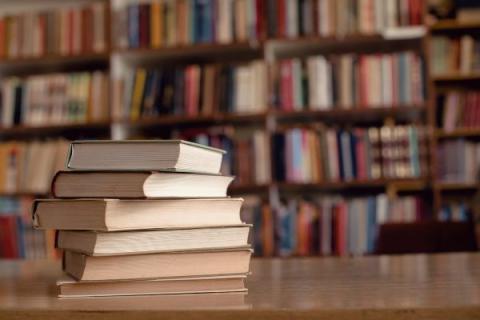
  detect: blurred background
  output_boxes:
[0,0,479,260]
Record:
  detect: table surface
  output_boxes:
[1,253,480,319]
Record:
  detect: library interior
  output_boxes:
[1,0,480,319]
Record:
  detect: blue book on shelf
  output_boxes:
[128,5,140,48]
[337,131,345,180]
[366,197,377,254]
[292,130,303,181]
[203,0,213,42]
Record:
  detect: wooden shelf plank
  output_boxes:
[0,52,110,72]
[434,182,478,191]
[0,121,112,136]
[275,178,428,191]
[432,73,480,82]
[274,105,427,123]
[430,20,480,31]
[436,128,480,138]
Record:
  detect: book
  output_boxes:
[33,198,244,231]
[57,274,247,298]
[52,171,234,198]
[66,140,225,174]
[431,35,480,76]
[64,249,252,281]
[57,226,250,256]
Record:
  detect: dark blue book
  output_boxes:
[350,131,357,179]
[337,131,345,180]
[273,133,286,181]
[127,5,140,48]
[366,197,377,253]
[173,69,185,115]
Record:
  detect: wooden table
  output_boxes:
[1,253,480,319]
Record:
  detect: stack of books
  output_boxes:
[33,140,251,298]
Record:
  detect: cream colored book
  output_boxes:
[33,198,243,231]
[57,274,247,298]
[66,140,225,174]
[52,171,233,198]
[64,249,252,281]
[57,226,250,256]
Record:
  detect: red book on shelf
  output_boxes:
[334,204,347,256]
[473,92,480,127]
[81,7,90,53]
[255,0,264,39]
[278,0,286,37]
[280,60,293,111]
[0,216,18,259]
[139,4,150,48]
[38,14,46,56]
[68,9,74,55]
[358,56,368,107]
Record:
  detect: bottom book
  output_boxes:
[57,274,247,298]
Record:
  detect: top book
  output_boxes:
[66,140,225,174]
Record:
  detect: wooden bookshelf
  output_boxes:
[434,182,478,191]
[1,0,476,259]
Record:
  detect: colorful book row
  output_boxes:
[272,51,426,111]
[272,125,427,183]
[0,2,107,59]
[267,0,424,38]
[437,139,480,184]
[114,0,263,49]
[1,71,109,128]
[117,61,267,120]
[440,91,480,131]
[241,194,429,257]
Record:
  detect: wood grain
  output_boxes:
[1,253,480,319]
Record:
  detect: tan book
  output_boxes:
[64,249,252,281]
[33,198,243,231]
[57,274,247,298]
[57,225,250,256]
[66,140,225,174]
[52,171,233,198]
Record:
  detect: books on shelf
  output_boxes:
[439,202,472,222]
[242,194,429,257]
[437,139,480,183]
[431,36,480,76]
[115,61,267,120]
[0,197,57,259]
[266,0,424,38]
[33,139,251,297]
[0,2,107,59]
[272,125,427,183]
[440,91,480,131]
[113,0,263,49]
[272,51,425,111]
[180,128,271,186]
[1,71,109,128]
[0,140,69,195]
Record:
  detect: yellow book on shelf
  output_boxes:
[130,69,147,120]
[151,1,163,48]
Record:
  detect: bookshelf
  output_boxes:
[0,0,477,259]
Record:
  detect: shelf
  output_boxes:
[229,184,270,194]
[275,178,429,191]
[113,42,263,63]
[434,182,478,191]
[0,52,110,73]
[274,105,427,124]
[0,191,47,198]
[432,73,480,82]
[436,128,480,139]
[430,20,480,31]
[0,121,112,137]
[120,112,268,129]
